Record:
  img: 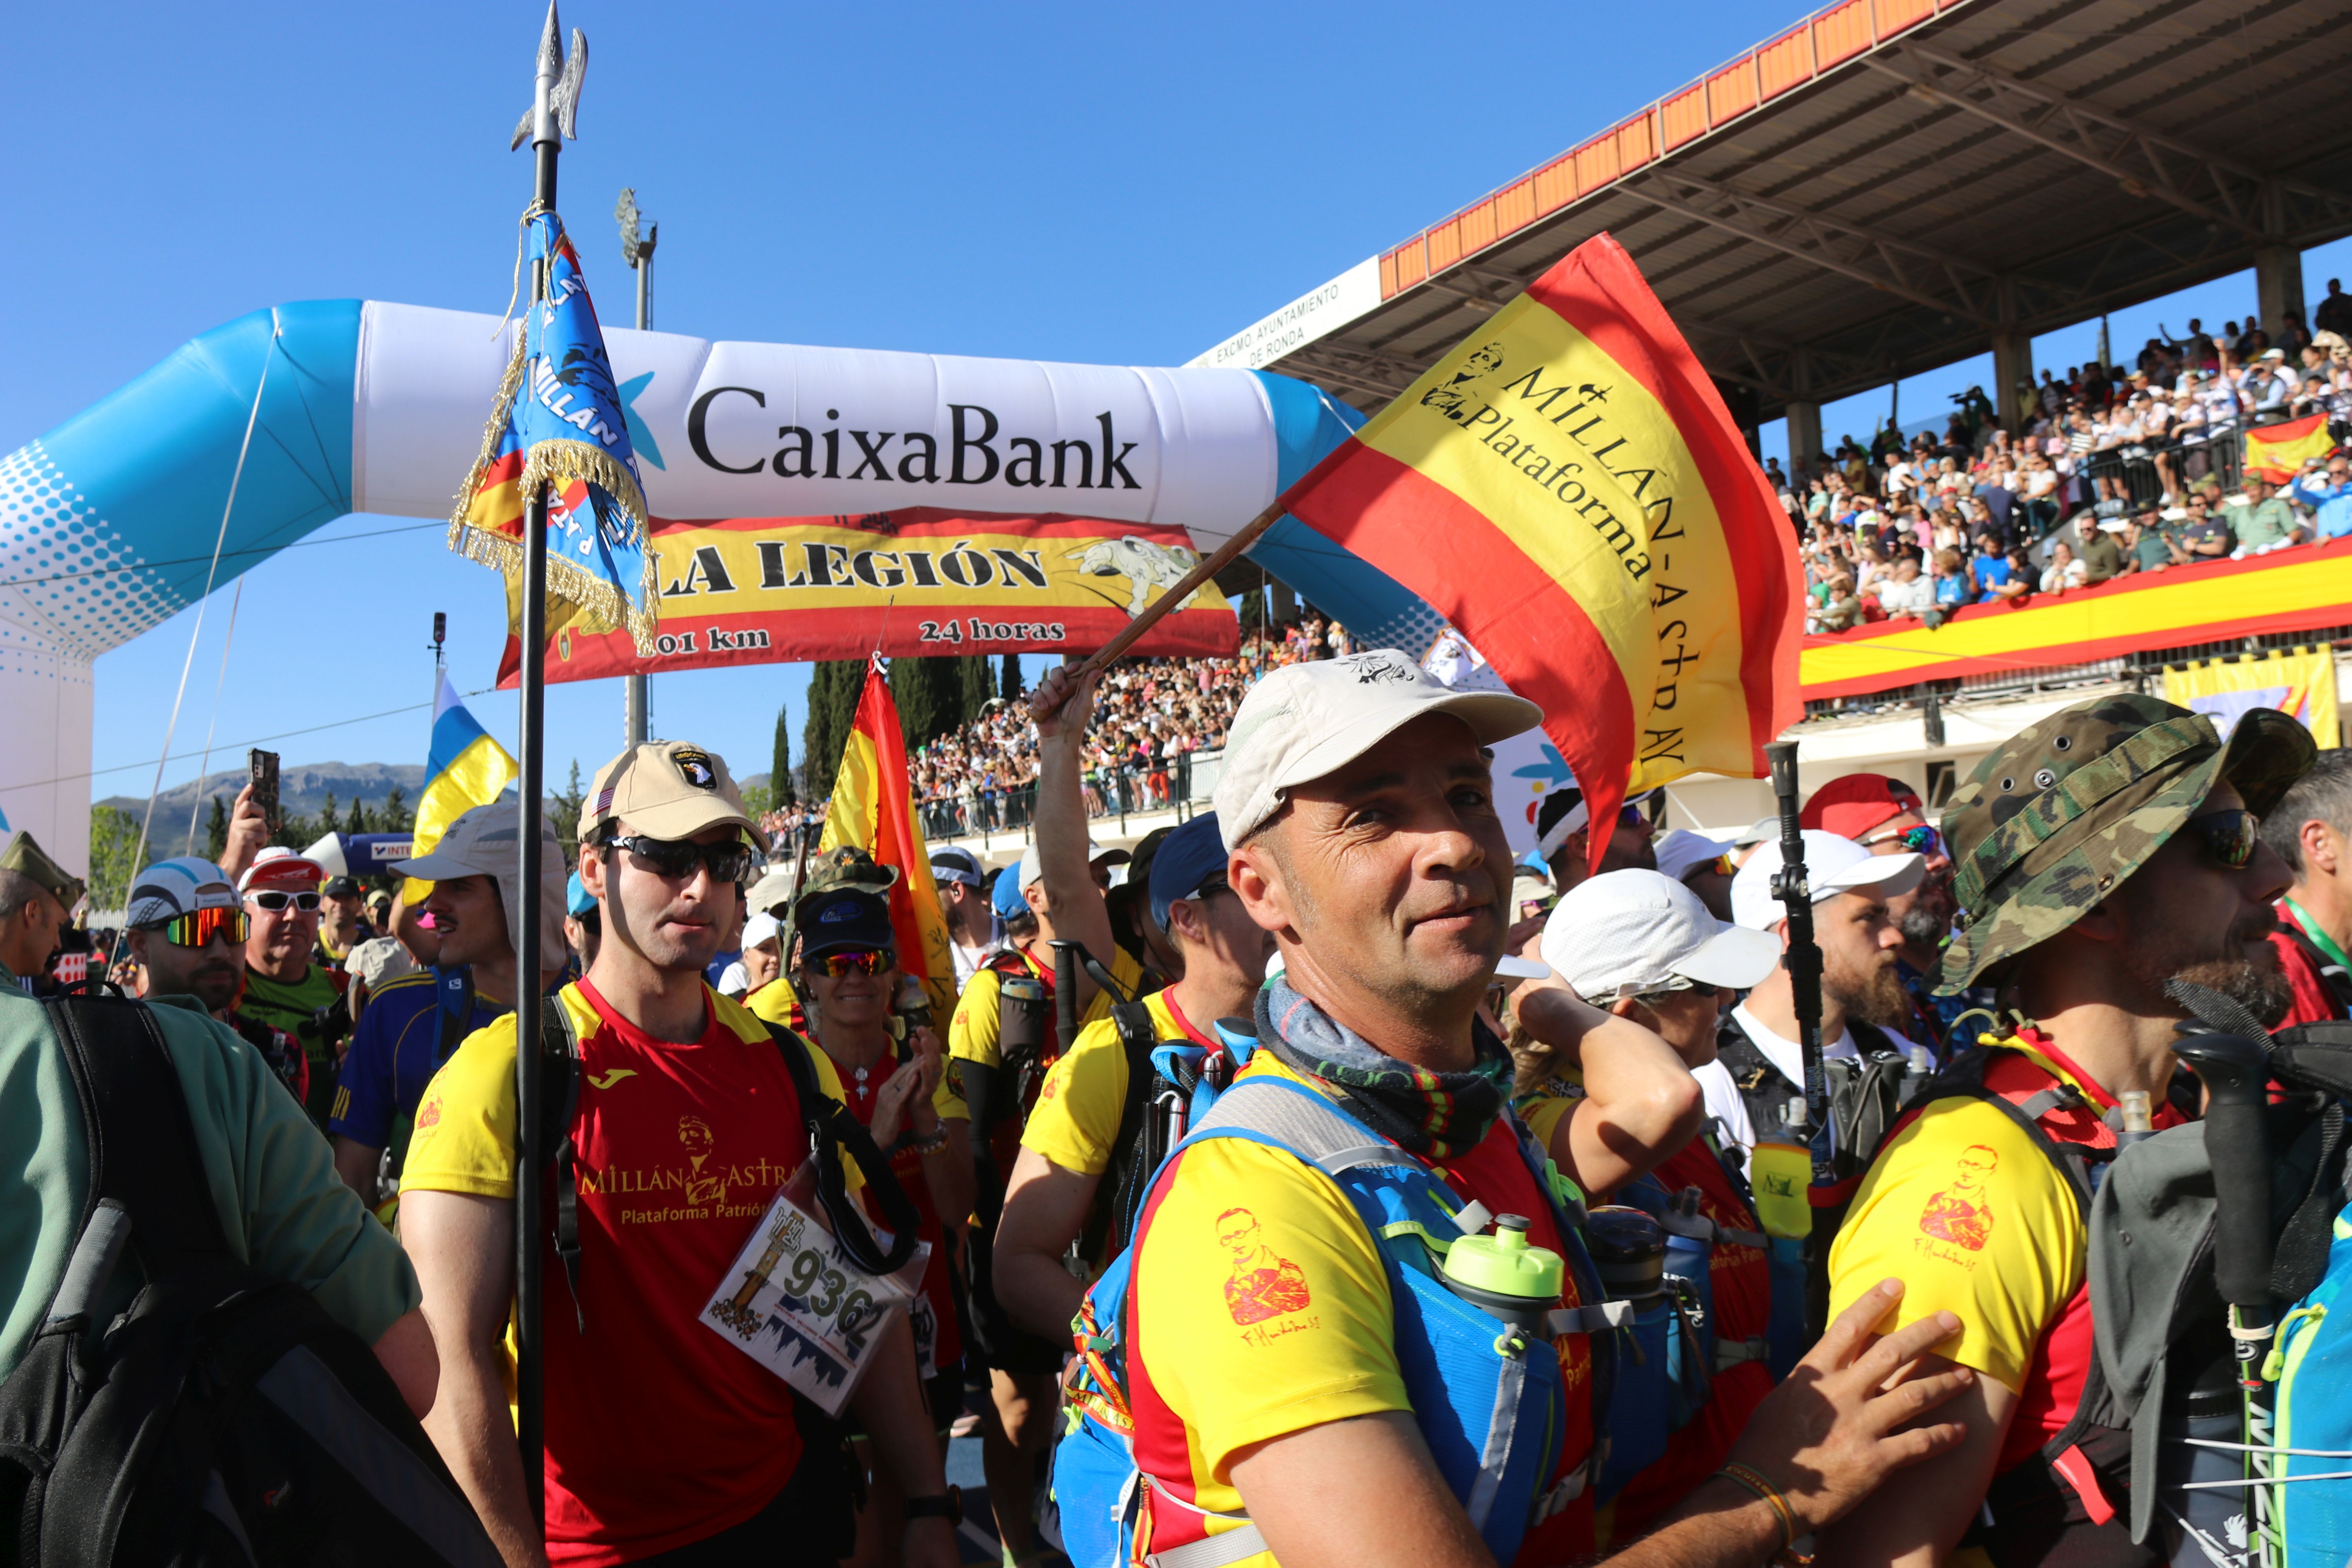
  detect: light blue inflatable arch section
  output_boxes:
[0,299,1438,877]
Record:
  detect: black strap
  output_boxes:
[760,1024,921,1276]
[539,996,587,1332]
[1087,999,1169,1262]
[44,995,232,1289]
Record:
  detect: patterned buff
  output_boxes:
[1256,974,1515,1161]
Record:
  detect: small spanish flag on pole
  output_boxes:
[2245,411,2336,484]
[407,671,520,901]
[1277,234,1802,874]
[820,656,959,1013]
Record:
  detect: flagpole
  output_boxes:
[1067,495,1286,682]
[514,0,570,1527]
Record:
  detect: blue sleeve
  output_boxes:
[327,989,411,1147]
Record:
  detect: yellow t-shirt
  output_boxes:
[1825,1040,2095,1393]
[1022,987,1210,1178]
[402,980,858,1200]
[1129,1053,1405,1520]
[947,943,1146,1071]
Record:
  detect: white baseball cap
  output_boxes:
[1652,828,1733,884]
[1212,649,1540,850]
[1541,869,1780,1002]
[1730,829,1925,931]
[742,911,782,952]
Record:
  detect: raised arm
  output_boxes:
[1025,662,1118,1007]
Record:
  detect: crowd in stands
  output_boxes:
[1781,300,2352,635]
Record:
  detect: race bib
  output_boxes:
[702,1188,931,1415]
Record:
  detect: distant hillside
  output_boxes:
[97,762,428,858]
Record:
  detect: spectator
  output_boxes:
[1968,532,2012,599]
[399,740,960,1568]
[1989,546,2036,604]
[2124,510,2183,573]
[2039,539,2087,594]
[2073,514,2127,584]
[237,849,344,1127]
[1931,546,1973,617]
[1810,571,1862,633]
[327,801,570,1215]
[2318,277,2352,338]
[122,855,308,1103]
[2017,454,2060,535]
[2180,494,2234,559]
[1877,556,1937,622]
[2292,452,2352,540]
[317,873,369,971]
[2231,477,2306,554]
[0,831,80,989]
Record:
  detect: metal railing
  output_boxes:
[917,747,1225,851]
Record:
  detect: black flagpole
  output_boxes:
[514,0,577,1526]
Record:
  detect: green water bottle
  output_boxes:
[1440,1215,1564,1336]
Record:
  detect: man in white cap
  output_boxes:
[1652,827,1737,922]
[1711,831,1927,1155]
[326,800,570,1213]
[1518,869,1784,1536]
[400,742,957,1568]
[1106,650,1973,1568]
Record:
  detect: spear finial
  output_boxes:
[510,1,587,151]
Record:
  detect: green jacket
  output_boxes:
[0,988,419,1379]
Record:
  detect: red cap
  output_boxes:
[239,849,326,895]
[1798,774,1923,841]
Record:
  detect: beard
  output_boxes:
[2121,902,2294,1030]
[2164,958,2294,1030]
[1897,902,1949,947]
[1826,950,1914,1031]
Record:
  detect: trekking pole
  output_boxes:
[1764,741,1832,1185]
[1050,939,1081,1053]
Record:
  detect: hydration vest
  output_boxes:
[1055,1067,1622,1568]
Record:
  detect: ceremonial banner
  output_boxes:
[2163,646,2339,749]
[1276,233,1801,872]
[450,212,657,652]
[407,672,518,900]
[1803,542,2352,700]
[820,657,959,1014]
[2245,413,2336,484]
[497,511,1238,686]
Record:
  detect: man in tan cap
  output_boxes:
[399,741,958,1568]
[0,830,82,986]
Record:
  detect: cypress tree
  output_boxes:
[205,795,228,861]
[999,652,1024,702]
[771,701,796,807]
[802,659,866,805]
[958,655,995,725]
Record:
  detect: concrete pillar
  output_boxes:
[1991,330,2034,433]
[1786,401,1823,481]
[1268,576,1298,626]
[2256,245,2307,339]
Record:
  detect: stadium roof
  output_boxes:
[1200,0,2352,424]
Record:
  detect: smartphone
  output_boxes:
[249,748,281,832]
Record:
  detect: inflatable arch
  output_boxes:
[1,300,1438,874]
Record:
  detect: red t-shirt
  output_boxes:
[2272,923,2346,1027]
[836,1039,964,1376]
[1603,1135,1774,1537]
[544,981,823,1563]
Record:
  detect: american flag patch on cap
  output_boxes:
[594,784,616,814]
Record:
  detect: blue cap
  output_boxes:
[990,865,1029,921]
[798,886,897,959]
[1149,813,1228,936]
[566,872,596,919]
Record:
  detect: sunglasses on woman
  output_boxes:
[153,907,250,948]
[811,948,892,978]
[2185,808,2260,869]
[247,890,321,913]
[605,834,758,884]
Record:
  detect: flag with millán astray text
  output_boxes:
[1275,233,1802,874]
[449,210,658,653]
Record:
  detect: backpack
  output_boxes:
[0,992,500,1567]
[1054,1067,1621,1568]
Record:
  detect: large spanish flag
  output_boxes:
[820,657,958,1014]
[2245,412,2335,483]
[1277,234,1801,871]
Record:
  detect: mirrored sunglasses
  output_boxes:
[607,834,757,884]
[812,948,891,978]
[2185,808,2259,870]
[1862,823,1944,858]
[153,907,249,948]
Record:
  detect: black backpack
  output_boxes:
[0,992,499,1568]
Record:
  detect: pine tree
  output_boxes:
[320,791,338,835]
[382,786,411,831]
[205,795,228,861]
[771,702,795,807]
[801,659,866,805]
[999,652,1024,702]
[346,796,365,835]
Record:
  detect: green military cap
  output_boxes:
[1937,693,2315,994]
[0,830,85,910]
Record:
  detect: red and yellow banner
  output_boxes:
[1276,233,1802,871]
[1802,541,2352,699]
[498,510,1237,688]
[2246,413,2335,483]
[820,657,958,1015]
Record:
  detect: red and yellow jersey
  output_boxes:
[1022,985,1213,1178]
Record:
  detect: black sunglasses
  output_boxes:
[605,834,757,884]
[2183,809,2260,870]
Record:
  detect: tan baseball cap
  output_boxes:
[1210,648,1541,850]
[581,741,762,849]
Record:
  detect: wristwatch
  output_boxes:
[904,1489,960,1521]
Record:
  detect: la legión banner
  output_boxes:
[498,509,1238,687]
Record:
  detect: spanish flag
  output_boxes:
[2245,412,2336,484]
[1277,234,1800,871]
[819,656,958,1013]
[407,671,519,901]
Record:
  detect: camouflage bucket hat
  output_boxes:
[782,846,899,959]
[1937,692,2315,994]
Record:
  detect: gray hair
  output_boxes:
[0,868,48,922]
[2261,750,2352,875]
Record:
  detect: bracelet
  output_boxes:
[898,1123,951,1156]
[1716,1462,1797,1553]
[904,1488,960,1521]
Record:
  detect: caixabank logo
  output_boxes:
[685,388,1146,494]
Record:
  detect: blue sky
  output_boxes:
[7,1,2342,806]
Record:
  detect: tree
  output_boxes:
[346,796,366,835]
[771,701,795,807]
[320,791,339,838]
[382,786,412,831]
[550,760,587,866]
[88,806,143,914]
[958,654,995,726]
[205,795,229,861]
[802,659,865,806]
[999,652,1024,703]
